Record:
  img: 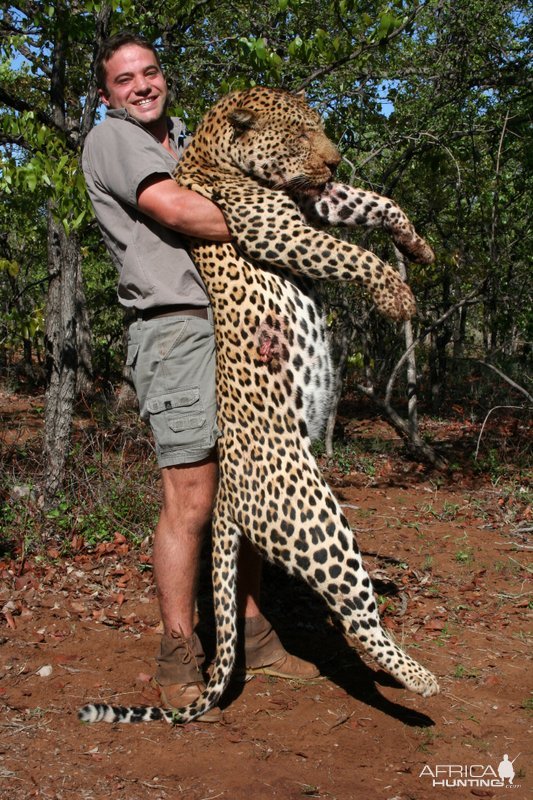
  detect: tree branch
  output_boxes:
[296,1,432,91]
[385,286,484,408]
[474,405,526,460]
[78,2,112,145]
[0,132,34,152]
[470,361,533,404]
[0,87,59,133]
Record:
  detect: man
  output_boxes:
[82,32,318,722]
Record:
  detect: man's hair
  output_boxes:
[95,32,162,94]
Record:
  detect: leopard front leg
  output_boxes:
[210,183,417,321]
[300,182,435,266]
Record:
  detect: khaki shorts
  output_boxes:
[126,309,221,467]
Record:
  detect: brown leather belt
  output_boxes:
[136,304,209,321]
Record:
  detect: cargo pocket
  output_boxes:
[124,342,140,395]
[125,343,139,369]
[146,387,208,450]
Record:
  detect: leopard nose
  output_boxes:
[325,146,341,173]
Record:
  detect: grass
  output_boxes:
[453,532,474,564]
[415,727,442,754]
[455,549,473,564]
[311,439,385,477]
[300,786,321,798]
[453,663,479,679]
[422,554,433,570]
[1,406,160,559]
[420,500,463,521]
[435,624,452,647]
[520,696,533,715]
[2,471,159,559]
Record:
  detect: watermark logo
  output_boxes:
[498,754,518,785]
[419,753,521,789]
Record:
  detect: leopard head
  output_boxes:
[191,87,341,195]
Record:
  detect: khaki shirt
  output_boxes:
[82,109,208,309]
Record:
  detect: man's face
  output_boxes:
[99,44,168,127]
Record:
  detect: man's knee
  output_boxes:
[160,457,218,528]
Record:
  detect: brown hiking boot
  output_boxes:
[238,614,320,681]
[153,629,221,723]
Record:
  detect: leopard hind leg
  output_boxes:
[237,457,439,698]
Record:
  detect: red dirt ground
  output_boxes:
[1,393,531,800]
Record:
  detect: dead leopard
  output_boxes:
[80,87,438,725]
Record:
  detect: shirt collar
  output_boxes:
[105,108,185,150]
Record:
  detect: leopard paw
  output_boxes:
[393,226,435,265]
[401,665,440,697]
[373,267,417,321]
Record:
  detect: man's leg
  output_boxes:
[154,455,218,637]
[236,538,320,681]
[151,454,223,721]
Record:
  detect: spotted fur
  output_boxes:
[79,88,438,726]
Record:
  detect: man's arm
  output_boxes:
[137,175,232,241]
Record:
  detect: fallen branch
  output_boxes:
[356,382,447,467]
[385,285,483,408]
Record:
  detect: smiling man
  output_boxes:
[82,32,318,722]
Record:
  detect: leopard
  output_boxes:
[79,87,439,725]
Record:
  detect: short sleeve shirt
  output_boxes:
[82,108,209,309]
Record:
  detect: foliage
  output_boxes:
[0,1,531,416]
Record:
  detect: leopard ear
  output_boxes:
[227,108,258,133]
[293,89,306,99]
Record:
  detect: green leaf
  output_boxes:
[26,172,37,192]
[71,210,86,230]
[376,12,398,41]
[254,38,268,62]
[0,258,20,277]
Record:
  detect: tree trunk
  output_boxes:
[42,212,81,505]
[453,304,467,359]
[428,261,452,411]
[357,382,447,467]
[39,3,112,506]
[75,268,93,397]
[324,316,351,457]
[395,249,419,437]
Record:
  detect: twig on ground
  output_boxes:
[502,542,533,550]
[397,592,408,617]
[326,710,355,732]
[507,556,532,574]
